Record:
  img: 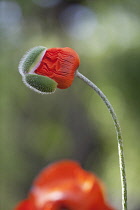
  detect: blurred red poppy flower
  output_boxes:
[19,47,80,93]
[15,160,115,210]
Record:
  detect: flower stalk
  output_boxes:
[76,70,127,210]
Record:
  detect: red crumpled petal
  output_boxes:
[35,47,80,89]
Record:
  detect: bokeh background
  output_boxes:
[0,0,140,209]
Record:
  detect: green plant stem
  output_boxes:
[76,71,127,210]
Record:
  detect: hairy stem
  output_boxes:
[76,71,127,210]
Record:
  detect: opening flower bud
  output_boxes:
[19,46,80,94]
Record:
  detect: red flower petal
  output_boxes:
[15,160,115,210]
[15,199,35,210]
[35,47,80,89]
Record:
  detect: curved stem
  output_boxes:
[76,71,127,210]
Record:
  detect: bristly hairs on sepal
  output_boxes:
[22,74,57,94]
[19,46,47,76]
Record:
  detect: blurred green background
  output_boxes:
[0,0,140,209]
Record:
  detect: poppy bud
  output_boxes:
[19,46,80,94]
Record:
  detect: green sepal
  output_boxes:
[23,74,57,94]
[19,46,46,75]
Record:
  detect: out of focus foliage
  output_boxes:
[0,0,140,209]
